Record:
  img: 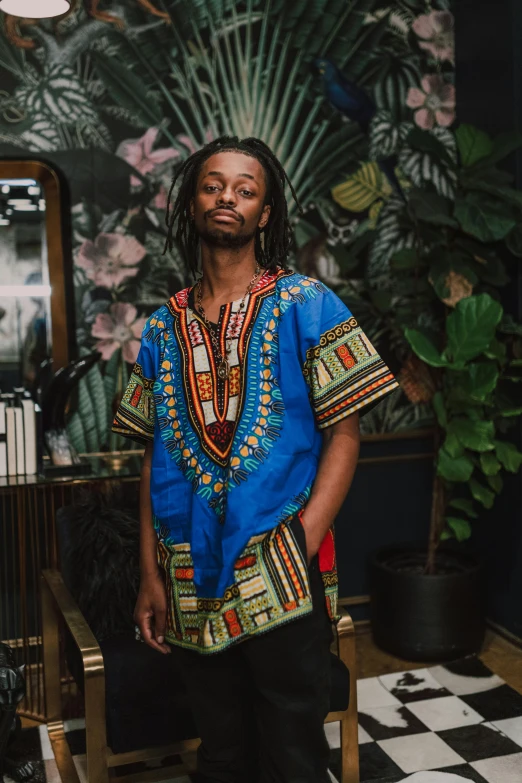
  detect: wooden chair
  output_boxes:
[41,514,359,783]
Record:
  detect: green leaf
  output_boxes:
[445,293,503,364]
[294,218,321,249]
[90,49,163,127]
[479,451,502,476]
[483,337,507,362]
[437,449,474,481]
[66,411,87,454]
[486,473,504,493]
[432,391,447,427]
[461,179,522,209]
[456,124,493,167]
[474,256,510,287]
[506,223,522,257]
[447,418,495,452]
[404,328,447,367]
[473,130,522,168]
[454,192,517,243]
[408,188,458,227]
[466,363,499,401]
[494,440,522,472]
[449,497,478,517]
[443,433,465,458]
[500,315,522,337]
[390,248,420,270]
[369,289,394,313]
[407,127,456,167]
[469,477,496,508]
[446,516,472,542]
[498,407,522,417]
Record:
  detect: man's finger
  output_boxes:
[154,608,166,644]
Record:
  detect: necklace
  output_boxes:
[196,263,261,380]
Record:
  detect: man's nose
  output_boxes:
[217,188,236,205]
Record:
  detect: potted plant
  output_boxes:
[336,118,522,660]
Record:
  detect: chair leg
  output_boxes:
[41,572,110,783]
[41,575,81,783]
[337,615,360,783]
[84,645,110,782]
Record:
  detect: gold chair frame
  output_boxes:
[42,568,360,783]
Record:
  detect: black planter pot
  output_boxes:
[369,546,486,662]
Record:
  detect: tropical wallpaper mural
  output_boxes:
[0,0,455,451]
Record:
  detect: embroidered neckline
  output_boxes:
[165,267,292,469]
[174,267,290,311]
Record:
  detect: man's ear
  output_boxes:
[258,204,270,229]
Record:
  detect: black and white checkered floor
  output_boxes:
[7,657,522,783]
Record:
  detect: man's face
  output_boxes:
[191,151,271,249]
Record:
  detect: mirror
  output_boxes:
[0,161,72,391]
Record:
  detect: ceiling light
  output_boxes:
[0,0,70,19]
[0,179,37,186]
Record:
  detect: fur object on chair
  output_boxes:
[58,485,141,640]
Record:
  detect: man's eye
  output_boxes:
[241,190,253,196]
[205,186,218,192]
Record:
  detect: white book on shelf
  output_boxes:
[21,399,37,475]
[0,401,6,477]
[14,406,25,474]
[6,407,17,476]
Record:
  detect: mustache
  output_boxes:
[204,207,244,224]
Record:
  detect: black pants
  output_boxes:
[169,523,334,783]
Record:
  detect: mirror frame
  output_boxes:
[0,160,73,371]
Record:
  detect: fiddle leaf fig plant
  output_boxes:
[342,117,522,573]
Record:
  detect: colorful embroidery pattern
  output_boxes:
[114,270,401,653]
[112,361,155,443]
[155,516,313,653]
[155,269,295,520]
[303,316,400,428]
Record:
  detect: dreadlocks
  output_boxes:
[162,135,302,278]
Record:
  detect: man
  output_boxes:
[112,136,399,782]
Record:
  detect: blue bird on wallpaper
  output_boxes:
[313,57,376,131]
[313,57,406,202]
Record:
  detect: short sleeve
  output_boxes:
[111,318,159,444]
[300,285,400,429]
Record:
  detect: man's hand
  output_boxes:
[134,573,171,654]
[300,413,361,564]
[301,516,324,565]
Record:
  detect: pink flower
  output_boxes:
[116,127,180,187]
[76,233,146,289]
[91,303,146,363]
[153,183,168,210]
[407,75,456,130]
[412,11,455,64]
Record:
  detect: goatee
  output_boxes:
[198,225,257,249]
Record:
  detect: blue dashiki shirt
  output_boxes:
[112,267,399,653]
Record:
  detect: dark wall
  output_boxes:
[455,0,522,639]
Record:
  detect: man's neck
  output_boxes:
[198,241,259,303]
